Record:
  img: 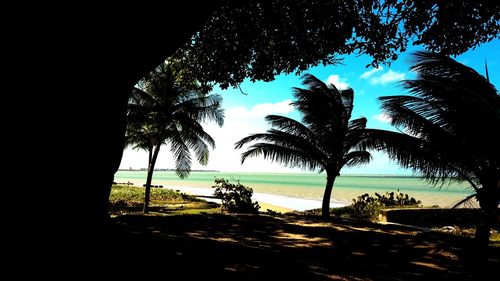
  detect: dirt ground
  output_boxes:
[102,213,499,280]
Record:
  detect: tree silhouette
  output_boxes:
[177,0,500,90]
[126,61,224,213]
[360,51,499,251]
[9,1,499,237]
[235,74,373,218]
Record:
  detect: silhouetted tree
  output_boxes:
[235,74,373,218]
[360,52,499,251]
[126,61,224,213]
[10,0,499,233]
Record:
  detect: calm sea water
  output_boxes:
[114,171,474,208]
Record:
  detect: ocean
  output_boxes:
[114,171,475,211]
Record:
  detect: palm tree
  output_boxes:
[235,74,372,218]
[360,51,499,251]
[126,61,224,213]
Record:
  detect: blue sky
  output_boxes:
[120,39,499,174]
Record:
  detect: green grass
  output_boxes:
[109,184,220,216]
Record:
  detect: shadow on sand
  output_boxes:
[104,214,499,280]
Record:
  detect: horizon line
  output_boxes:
[117,169,415,176]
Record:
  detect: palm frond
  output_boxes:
[235,129,324,162]
[343,151,372,168]
[302,74,337,97]
[348,117,367,130]
[130,87,158,107]
[241,143,323,171]
[182,132,210,165]
[175,94,225,126]
[265,115,313,138]
[379,95,453,139]
[292,74,347,134]
[340,88,354,120]
[359,129,457,183]
[343,129,368,152]
[452,194,478,209]
[170,134,192,179]
[412,51,497,94]
[172,114,215,148]
[235,133,283,149]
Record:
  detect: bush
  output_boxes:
[212,178,260,214]
[333,190,421,221]
[373,190,421,207]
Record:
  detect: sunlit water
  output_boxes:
[114,171,474,211]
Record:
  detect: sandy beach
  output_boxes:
[154,184,346,212]
[114,171,477,211]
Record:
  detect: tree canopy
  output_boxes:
[175,0,499,89]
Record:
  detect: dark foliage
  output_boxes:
[212,178,260,214]
[371,190,421,207]
[359,51,500,251]
[176,0,500,89]
[333,190,422,221]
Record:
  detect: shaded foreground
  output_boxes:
[105,214,499,280]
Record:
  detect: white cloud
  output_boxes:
[193,100,301,172]
[373,113,392,123]
[360,67,383,79]
[226,100,293,118]
[120,100,300,173]
[326,74,349,90]
[370,70,406,85]
[119,101,410,174]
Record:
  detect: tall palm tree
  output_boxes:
[360,51,499,251]
[126,61,224,213]
[235,74,372,218]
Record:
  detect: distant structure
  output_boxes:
[117,167,219,172]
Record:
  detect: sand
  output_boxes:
[116,177,477,211]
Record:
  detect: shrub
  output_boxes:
[333,190,421,221]
[212,178,260,214]
[373,190,421,207]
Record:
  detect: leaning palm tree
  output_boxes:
[126,61,224,213]
[235,74,372,218]
[360,51,499,251]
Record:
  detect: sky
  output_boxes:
[119,39,500,175]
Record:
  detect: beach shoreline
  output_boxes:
[114,171,476,211]
[155,184,349,212]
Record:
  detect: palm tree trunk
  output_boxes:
[321,174,336,219]
[474,201,497,254]
[143,145,161,213]
[148,145,153,165]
